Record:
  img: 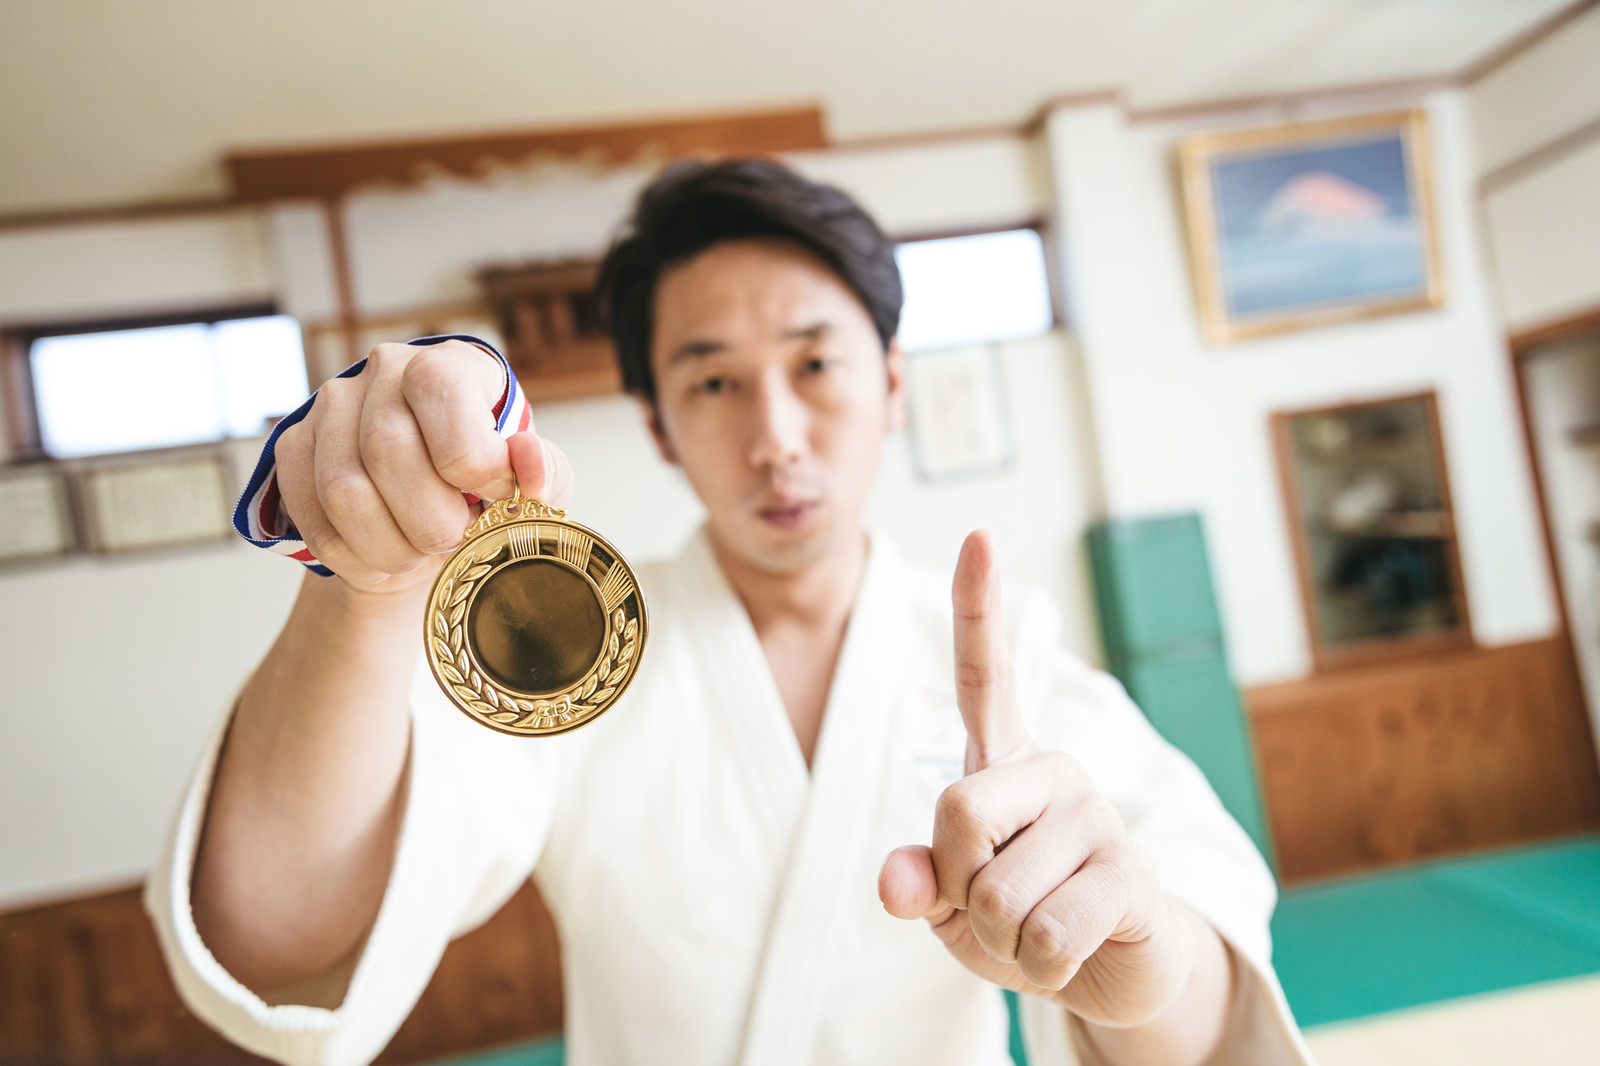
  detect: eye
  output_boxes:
[694,375,728,395]
[802,357,831,375]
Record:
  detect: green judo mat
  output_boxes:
[1271,836,1600,1027]
[436,837,1600,1063]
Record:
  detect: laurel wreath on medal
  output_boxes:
[429,542,640,731]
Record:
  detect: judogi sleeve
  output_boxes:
[142,656,559,1066]
[1003,587,1316,1065]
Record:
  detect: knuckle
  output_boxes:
[315,375,354,408]
[316,465,373,513]
[364,342,413,372]
[435,444,501,491]
[412,518,464,555]
[968,872,1026,925]
[401,346,459,394]
[936,780,989,830]
[1080,795,1125,839]
[276,425,310,471]
[1021,906,1091,975]
[299,522,343,563]
[1043,749,1084,783]
[358,412,417,463]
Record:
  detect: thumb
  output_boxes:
[506,431,575,511]
[879,846,955,923]
[952,530,1030,772]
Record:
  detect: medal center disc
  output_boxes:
[468,558,605,695]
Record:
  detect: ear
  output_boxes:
[884,338,908,432]
[640,395,680,466]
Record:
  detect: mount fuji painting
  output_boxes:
[1180,113,1441,342]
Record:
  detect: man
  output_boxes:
[146,159,1311,1065]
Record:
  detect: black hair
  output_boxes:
[593,157,902,403]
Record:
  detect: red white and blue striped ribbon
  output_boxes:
[232,334,530,577]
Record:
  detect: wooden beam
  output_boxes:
[1460,0,1600,85]
[320,198,363,366]
[227,105,827,203]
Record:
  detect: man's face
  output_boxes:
[646,238,906,576]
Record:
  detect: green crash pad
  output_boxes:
[1272,837,1600,1027]
[1086,514,1273,865]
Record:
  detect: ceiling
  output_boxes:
[0,0,1573,214]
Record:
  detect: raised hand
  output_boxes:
[878,530,1197,1030]
[274,339,573,590]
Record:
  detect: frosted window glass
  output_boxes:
[216,315,310,438]
[30,315,308,459]
[895,229,1054,353]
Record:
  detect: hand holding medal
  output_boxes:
[272,337,646,737]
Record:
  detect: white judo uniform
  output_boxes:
[145,525,1315,1066]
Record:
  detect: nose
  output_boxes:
[746,368,809,471]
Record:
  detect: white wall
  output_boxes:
[1472,4,1600,333]
[0,213,290,904]
[1042,89,1559,686]
[0,134,1105,907]
[0,464,303,906]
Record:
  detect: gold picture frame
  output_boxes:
[1179,110,1444,345]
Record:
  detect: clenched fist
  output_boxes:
[275,339,573,590]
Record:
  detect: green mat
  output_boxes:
[431,1038,564,1066]
[1272,837,1600,1027]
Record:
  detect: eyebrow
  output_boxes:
[667,322,834,365]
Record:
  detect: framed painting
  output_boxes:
[1179,110,1443,344]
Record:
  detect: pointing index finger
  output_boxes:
[952,530,1031,773]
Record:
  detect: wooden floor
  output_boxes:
[0,878,563,1066]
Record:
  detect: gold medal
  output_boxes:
[423,491,647,737]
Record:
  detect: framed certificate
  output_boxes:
[0,465,75,564]
[905,344,1013,480]
[75,449,233,553]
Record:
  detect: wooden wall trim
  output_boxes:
[1507,304,1600,353]
[0,878,563,1066]
[1479,111,1600,195]
[226,105,828,203]
[0,198,239,235]
[1459,0,1600,85]
[1125,76,1451,125]
[830,121,1036,154]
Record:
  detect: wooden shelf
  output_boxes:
[1310,510,1453,539]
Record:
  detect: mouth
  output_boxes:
[756,498,821,532]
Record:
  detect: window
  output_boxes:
[17,308,309,459]
[894,227,1056,353]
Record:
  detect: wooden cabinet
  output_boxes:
[1248,637,1600,883]
[0,880,563,1065]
